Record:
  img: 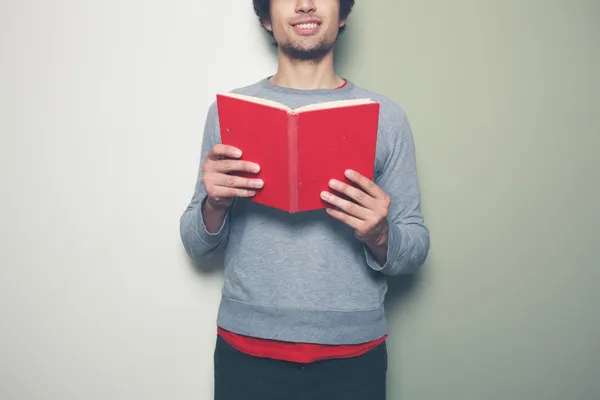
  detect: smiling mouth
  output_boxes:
[293,22,320,29]
[291,20,322,35]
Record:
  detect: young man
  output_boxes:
[180,1,430,398]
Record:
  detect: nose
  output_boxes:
[295,0,316,14]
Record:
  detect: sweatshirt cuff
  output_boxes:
[196,197,230,246]
[364,222,402,273]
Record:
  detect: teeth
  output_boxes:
[297,23,318,29]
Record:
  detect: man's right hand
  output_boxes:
[202,144,263,211]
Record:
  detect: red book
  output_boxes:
[216,93,380,213]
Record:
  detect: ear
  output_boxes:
[262,18,273,32]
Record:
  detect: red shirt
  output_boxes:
[217,78,387,363]
[218,327,387,363]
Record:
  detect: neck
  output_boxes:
[269,50,344,90]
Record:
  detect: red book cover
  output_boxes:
[216,93,380,213]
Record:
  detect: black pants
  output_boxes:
[213,335,387,400]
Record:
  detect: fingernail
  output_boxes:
[329,179,340,189]
[253,164,260,173]
[254,180,264,188]
[234,149,242,157]
[320,191,329,199]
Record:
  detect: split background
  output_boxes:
[1,0,598,399]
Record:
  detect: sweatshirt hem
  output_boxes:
[216,296,388,345]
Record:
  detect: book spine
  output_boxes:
[287,112,299,213]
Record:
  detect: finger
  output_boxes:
[320,191,370,220]
[328,179,375,208]
[344,169,382,198]
[325,207,363,230]
[211,185,256,198]
[209,144,243,160]
[218,174,264,190]
[216,159,260,174]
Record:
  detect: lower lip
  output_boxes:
[292,24,321,35]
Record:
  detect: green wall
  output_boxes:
[337,1,600,399]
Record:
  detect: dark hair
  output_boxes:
[252,0,355,36]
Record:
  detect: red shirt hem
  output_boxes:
[217,327,387,364]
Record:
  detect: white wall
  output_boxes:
[1,1,275,399]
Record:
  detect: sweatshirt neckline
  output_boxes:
[259,76,354,95]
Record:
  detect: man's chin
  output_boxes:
[280,43,333,61]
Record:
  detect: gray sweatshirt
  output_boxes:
[180,78,430,345]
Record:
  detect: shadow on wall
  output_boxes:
[384,264,426,318]
[185,249,226,278]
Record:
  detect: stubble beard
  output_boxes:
[278,35,337,62]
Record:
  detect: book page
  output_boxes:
[218,92,291,111]
[294,98,375,113]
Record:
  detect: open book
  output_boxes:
[216,92,380,213]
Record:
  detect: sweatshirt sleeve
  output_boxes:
[364,105,430,275]
[179,102,231,264]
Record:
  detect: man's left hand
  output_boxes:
[320,169,390,246]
